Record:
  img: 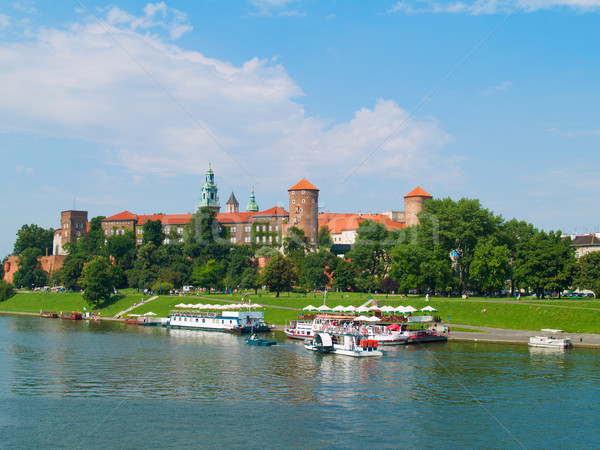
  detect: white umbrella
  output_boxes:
[380,305,396,312]
[355,306,370,313]
[193,303,203,308]
[344,305,356,312]
[332,305,346,312]
[143,312,157,316]
[202,304,213,309]
[365,316,381,322]
[404,306,418,313]
[303,305,317,311]
[250,303,263,308]
[316,305,331,312]
[420,305,438,312]
[353,315,371,321]
[368,305,381,311]
[395,306,407,313]
[175,303,186,308]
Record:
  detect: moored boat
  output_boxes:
[40,310,58,318]
[167,310,270,334]
[529,335,572,348]
[304,332,383,357]
[60,311,83,320]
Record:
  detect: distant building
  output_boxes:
[226,192,239,214]
[199,163,220,212]
[246,186,259,212]
[403,186,433,227]
[286,178,319,245]
[52,210,88,256]
[570,233,600,258]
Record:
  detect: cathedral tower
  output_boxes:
[246,186,259,212]
[226,192,239,213]
[199,164,220,212]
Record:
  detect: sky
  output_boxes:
[1,0,600,258]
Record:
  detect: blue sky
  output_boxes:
[2,0,600,258]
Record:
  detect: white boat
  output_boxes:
[167,310,270,334]
[529,335,572,348]
[304,332,384,357]
[285,314,408,345]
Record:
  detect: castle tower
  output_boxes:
[404,187,432,227]
[55,210,88,255]
[199,163,220,212]
[287,178,319,245]
[246,186,259,212]
[226,191,239,213]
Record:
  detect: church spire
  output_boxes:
[246,185,259,212]
[199,163,220,212]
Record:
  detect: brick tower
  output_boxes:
[56,210,88,255]
[403,187,432,227]
[287,179,319,245]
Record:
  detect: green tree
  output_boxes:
[317,225,333,248]
[80,256,114,307]
[470,242,511,295]
[0,280,16,301]
[347,220,390,292]
[14,224,54,255]
[283,226,311,260]
[255,246,280,258]
[87,216,106,256]
[60,257,86,291]
[379,277,399,294]
[185,208,221,245]
[501,219,536,295]
[226,245,255,287]
[142,219,164,247]
[260,254,298,297]
[331,258,357,292]
[12,247,48,288]
[300,251,330,291]
[574,251,600,298]
[105,230,136,268]
[240,266,261,294]
[192,259,225,290]
[128,243,167,290]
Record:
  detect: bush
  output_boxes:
[152,281,174,294]
[0,280,16,302]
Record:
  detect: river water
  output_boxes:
[1,315,599,449]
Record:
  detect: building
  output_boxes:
[53,210,88,256]
[199,163,220,212]
[246,186,259,212]
[225,192,239,214]
[286,178,319,245]
[570,234,600,258]
[403,187,433,227]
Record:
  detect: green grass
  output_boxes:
[4,291,600,334]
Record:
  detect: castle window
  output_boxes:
[262,236,266,243]
[104,230,108,236]
[177,227,183,234]
[137,229,143,235]
[269,225,272,232]
[262,225,266,232]
[164,226,170,234]
[302,190,305,194]
[302,199,305,203]
[231,226,236,233]
[256,236,260,243]
[244,226,251,233]
[230,237,237,244]
[292,199,295,204]
[245,236,251,243]
[275,235,279,243]
[275,225,279,231]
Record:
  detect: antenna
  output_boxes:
[73,194,76,211]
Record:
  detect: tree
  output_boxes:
[105,230,136,267]
[317,225,333,248]
[80,256,114,307]
[12,247,48,288]
[185,208,221,245]
[240,266,261,294]
[501,219,536,295]
[14,224,54,255]
[260,254,298,297]
[0,280,16,301]
[575,251,600,298]
[301,251,330,291]
[331,258,357,292]
[87,216,106,256]
[60,257,86,291]
[469,242,511,295]
[347,220,390,292]
[192,259,225,290]
[283,227,311,260]
[128,243,167,290]
[142,219,164,247]
[255,246,280,258]
[379,277,399,294]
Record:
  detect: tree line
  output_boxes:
[3,199,600,306]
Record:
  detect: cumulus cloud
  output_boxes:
[0,4,456,191]
[388,0,600,15]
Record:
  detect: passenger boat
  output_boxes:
[167,310,270,334]
[285,315,408,345]
[245,334,277,346]
[60,311,83,320]
[40,310,58,318]
[405,328,448,344]
[529,335,572,348]
[304,332,383,357]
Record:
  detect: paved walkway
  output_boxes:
[446,324,600,348]
[114,295,159,319]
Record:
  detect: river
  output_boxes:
[1,315,599,449]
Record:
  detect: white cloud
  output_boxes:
[479,81,513,95]
[388,0,600,15]
[0,5,457,192]
[248,0,306,17]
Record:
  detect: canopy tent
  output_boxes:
[316,305,332,312]
[404,306,418,313]
[353,315,371,321]
[175,303,186,308]
[368,305,381,311]
[380,305,396,313]
[344,305,356,312]
[395,306,407,313]
[355,306,370,313]
[332,305,346,312]
[365,316,381,322]
[249,303,263,308]
[303,305,317,311]
[420,306,438,312]
[143,312,157,316]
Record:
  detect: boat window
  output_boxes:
[195,318,198,322]
[202,319,205,323]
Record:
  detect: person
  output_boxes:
[426,293,430,302]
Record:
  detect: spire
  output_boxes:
[226,191,239,213]
[199,164,220,212]
[246,185,259,212]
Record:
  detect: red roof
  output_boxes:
[254,206,289,217]
[404,186,432,198]
[318,213,405,234]
[103,211,137,222]
[288,178,319,191]
[216,212,256,224]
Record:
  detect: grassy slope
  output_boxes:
[3,291,600,333]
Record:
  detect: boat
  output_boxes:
[529,329,573,348]
[167,309,270,334]
[304,332,383,357]
[404,327,448,344]
[40,310,58,318]
[60,311,83,320]
[245,334,277,346]
[285,314,409,345]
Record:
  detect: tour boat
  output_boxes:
[60,311,83,320]
[528,335,572,349]
[167,310,270,334]
[304,332,384,357]
[285,315,409,345]
[404,328,448,344]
